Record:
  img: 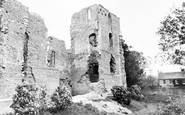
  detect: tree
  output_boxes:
[140,75,158,89]
[158,3,185,65]
[122,41,146,87]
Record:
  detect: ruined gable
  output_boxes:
[0,0,68,99]
[1,0,28,65]
[26,12,48,67]
[0,1,126,99]
[70,4,126,95]
[47,36,67,70]
[0,0,29,99]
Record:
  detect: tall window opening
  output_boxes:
[87,9,91,20]
[88,62,99,82]
[48,50,55,67]
[88,51,99,82]
[51,51,55,67]
[110,54,116,73]
[109,33,113,47]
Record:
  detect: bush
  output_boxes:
[50,86,72,110]
[155,102,185,115]
[10,84,47,115]
[154,97,185,115]
[111,85,131,106]
[140,75,158,89]
[128,85,144,101]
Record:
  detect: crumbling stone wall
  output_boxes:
[47,36,67,70]
[119,37,127,87]
[0,1,126,99]
[0,0,68,99]
[26,12,48,68]
[0,0,28,99]
[70,4,126,95]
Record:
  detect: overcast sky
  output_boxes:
[18,0,184,57]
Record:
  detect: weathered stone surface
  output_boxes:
[27,12,48,68]
[0,0,28,99]
[47,36,67,70]
[0,0,68,99]
[70,4,126,95]
[0,1,127,99]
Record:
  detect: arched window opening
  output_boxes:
[109,33,113,47]
[89,33,98,47]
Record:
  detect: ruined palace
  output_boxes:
[70,4,126,95]
[0,0,126,99]
[0,0,68,99]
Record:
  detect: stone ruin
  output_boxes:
[70,4,126,95]
[0,0,126,99]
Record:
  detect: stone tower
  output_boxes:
[70,4,126,95]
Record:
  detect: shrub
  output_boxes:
[111,85,131,106]
[10,84,47,115]
[50,86,72,110]
[154,97,185,115]
[140,75,158,89]
[128,85,144,101]
[155,102,185,115]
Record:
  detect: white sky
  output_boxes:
[18,0,185,57]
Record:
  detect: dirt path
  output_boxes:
[131,103,158,115]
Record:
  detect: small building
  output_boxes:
[158,72,185,87]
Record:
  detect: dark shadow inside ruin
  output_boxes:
[88,62,99,82]
[22,32,29,73]
[88,51,99,82]
[110,54,116,73]
[89,33,97,47]
[109,33,113,47]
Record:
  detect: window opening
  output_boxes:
[48,51,55,67]
[110,54,116,73]
[89,33,98,47]
[87,51,99,82]
[109,33,113,47]
[87,9,91,20]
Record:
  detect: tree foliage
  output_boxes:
[50,86,72,110]
[158,4,185,65]
[140,75,158,89]
[111,85,131,106]
[10,84,47,115]
[122,41,146,87]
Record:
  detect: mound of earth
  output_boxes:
[72,91,132,115]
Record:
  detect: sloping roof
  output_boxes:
[158,72,185,80]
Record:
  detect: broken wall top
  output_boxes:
[0,0,49,67]
[1,0,29,34]
[47,36,68,70]
[71,4,120,28]
[27,12,48,38]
